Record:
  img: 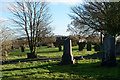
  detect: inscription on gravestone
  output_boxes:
[101,35,117,66]
[61,39,75,64]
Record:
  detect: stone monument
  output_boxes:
[87,42,91,51]
[101,35,117,66]
[21,46,24,52]
[59,45,62,51]
[78,42,84,51]
[61,39,75,64]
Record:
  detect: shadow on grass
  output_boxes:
[37,50,62,54]
[2,61,120,80]
[72,47,79,51]
[2,56,47,65]
[3,52,103,65]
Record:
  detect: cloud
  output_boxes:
[0,18,8,22]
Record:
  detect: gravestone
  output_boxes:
[21,46,24,52]
[83,42,86,48]
[87,42,91,51]
[11,46,14,50]
[94,44,100,51]
[78,42,84,51]
[58,45,62,51]
[61,39,75,64]
[116,44,120,54]
[101,35,117,66]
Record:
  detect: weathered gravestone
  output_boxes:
[61,39,75,64]
[21,46,24,52]
[11,45,14,50]
[83,42,86,48]
[87,42,91,51]
[116,44,120,54]
[58,45,62,51]
[94,44,100,51]
[78,42,84,51]
[101,35,117,66]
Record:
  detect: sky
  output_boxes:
[0,0,84,36]
[1,0,119,36]
[49,3,74,36]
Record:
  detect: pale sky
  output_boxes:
[0,0,85,36]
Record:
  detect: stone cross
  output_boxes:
[61,39,75,64]
[101,35,117,66]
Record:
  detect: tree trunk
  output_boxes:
[27,52,37,59]
[27,43,37,59]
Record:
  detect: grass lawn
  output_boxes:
[2,45,97,61]
[1,45,120,80]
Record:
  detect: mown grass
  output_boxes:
[2,45,120,80]
[2,45,97,61]
[2,59,120,80]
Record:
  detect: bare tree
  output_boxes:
[69,2,120,44]
[37,26,54,46]
[9,1,52,58]
[67,22,80,36]
[0,20,14,56]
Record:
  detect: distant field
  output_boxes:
[2,45,120,80]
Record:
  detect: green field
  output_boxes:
[2,46,120,80]
[2,45,97,61]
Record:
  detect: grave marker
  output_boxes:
[101,35,117,66]
[61,39,75,64]
[87,42,91,51]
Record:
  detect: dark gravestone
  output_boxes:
[58,45,62,51]
[78,42,84,51]
[83,42,86,48]
[116,44,120,54]
[87,42,91,51]
[21,46,24,52]
[11,46,14,50]
[94,44,100,51]
[101,35,117,67]
[61,39,75,64]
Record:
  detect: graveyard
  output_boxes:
[1,1,120,80]
[1,43,120,80]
